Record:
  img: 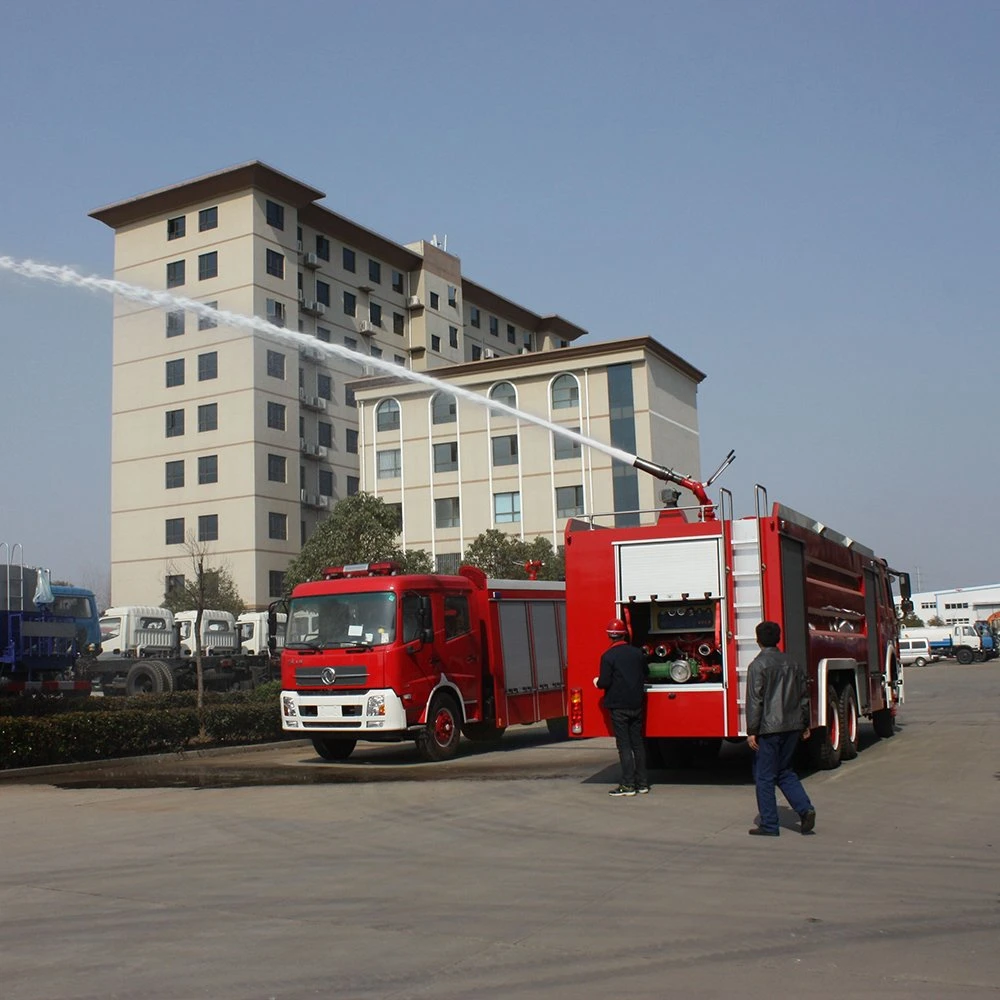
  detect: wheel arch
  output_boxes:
[417,676,467,725]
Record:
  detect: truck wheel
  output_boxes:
[871,708,895,739]
[462,722,506,743]
[125,662,166,696]
[838,686,859,761]
[545,717,569,741]
[956,647,974,665]
[808,684,842,770]
[417,694,462,762]
[148,660,175,693]
[311,737,357,761]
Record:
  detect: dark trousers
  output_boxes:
[753,730,813,832]
[610,707,647,789]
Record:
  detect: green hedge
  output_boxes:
[0,683,283,769]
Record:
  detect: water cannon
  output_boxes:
[629,450,735,521]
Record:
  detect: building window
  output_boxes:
[318,422,333,448]
[345,428,358,453]
[315,235,330,260]
[198,352,218,381]
[266,248,284,279]
[266,298,285,327]
[472,345,481,361]
[198,302,217,330]
[444,595,471,638]
[490,382,517,410]
[165,408,184,437]
[265,200,284,229]
[554,426,581,460]
[431,334,441,351]
[266,350,285,379]
[315,280,330,307]
[344,336,357,351]
[165,460,184,489]
[377,449,401,480]
[507,323,516,344]
[198,251,218,280]
[166,574,185,595]
[267,453,286,482]
[199,206,218,231]
[394,354,405,366]
[448,326,458,349]
[429,291,439,310]
[370,346,383,359]
[197,403,217,432]
[433,442,458,472]
[369,302,382,327]
[491,435,518,466]
[319,469,333,496]
[317,373,332,400]
[607,363,639,528]
[368,259,381,284]
[268,512,287,540]
[432,392,456,425]
[166,260,185,288]
[494,491,521,524]
[436,553,461,575]
[165,518,185,545]
[347,476,359,496]
[343,247,356,272]
[269,570,285,598]
[166,310,185,337]
[445,285,456,308]
[470,306,481,328]
[317,326,331,342]
[198,514,218,542]
[556,485,585,518]
[198,455,218,485]
[393,312,404,335]
[489,316,499,337]
[165,359,184,387]
[345,386,356,407]
[551,373,580,409]
[343,290,356,317]
[167,216,186,240]
[391,270,404,293]
[267,401,286,431]
[376,399,400,432]
[435,497,460,528]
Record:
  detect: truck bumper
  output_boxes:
[280,687,408,736]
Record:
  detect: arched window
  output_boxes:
[376,398,400,432]
[431,392,457,425]
[489,382,517,411]
[551,374,579,410]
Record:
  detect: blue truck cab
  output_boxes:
[50,585,102,655]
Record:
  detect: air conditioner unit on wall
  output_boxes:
[483,348,495,359]
[303,252,320,269]
[406,296,422,310]
[358,320,372,334]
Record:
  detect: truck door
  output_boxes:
[441,592,479,713]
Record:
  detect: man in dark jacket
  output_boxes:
[745,620,816,836]
[595,618,649,796]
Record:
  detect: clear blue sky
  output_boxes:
[2,0,997,596]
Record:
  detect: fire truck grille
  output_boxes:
[295,666,368,687]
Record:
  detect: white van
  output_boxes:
[898,637,937,667]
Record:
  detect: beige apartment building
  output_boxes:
[90,161,704,608]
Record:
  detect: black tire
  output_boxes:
[838,685,859,761]
[956,647,974,665]
[871,707,895,739]
[417,693,462,762]
[149,660,175,693]
[808,684,842,770]
[125,661,166,696]
[913,656,927,668]
[462,722,506,743]
[311,737,357,761]
[545,716,569,741]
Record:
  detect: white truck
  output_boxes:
[900,625,983,665]
[83,605,279,695]
[236,610,286,656]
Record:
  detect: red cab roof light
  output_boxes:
[320,561,401,580]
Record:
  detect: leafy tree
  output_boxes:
[283,493,432,591]
[524,536,565,581]
[462,530,565,580]
[899,611,924,628]
[927,615,945,627]
[162,565,245,617]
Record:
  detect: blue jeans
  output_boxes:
[753,731,813,833]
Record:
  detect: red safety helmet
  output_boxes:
[606,618,627,638]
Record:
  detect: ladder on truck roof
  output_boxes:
[722,487,767,734]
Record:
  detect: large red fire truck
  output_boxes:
[279,562,567,762]
[565,459,912,770]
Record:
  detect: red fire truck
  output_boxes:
[565,467,912,771]
[280,562,567,762]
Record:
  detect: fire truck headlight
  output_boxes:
[282,695,298,717]
[367,694,386,717]
[669,660,693,683]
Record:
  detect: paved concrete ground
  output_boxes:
[2,662,999,999]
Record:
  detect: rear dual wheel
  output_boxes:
[809,684,843,770]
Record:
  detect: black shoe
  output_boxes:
[799,809,816,834]
[609,785,636,797]
[748,826,779,837]
[636,785,650,794]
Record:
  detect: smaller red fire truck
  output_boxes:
[565,462,912,771]
[280,562,567,762]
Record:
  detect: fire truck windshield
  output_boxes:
[286,592,397,649]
